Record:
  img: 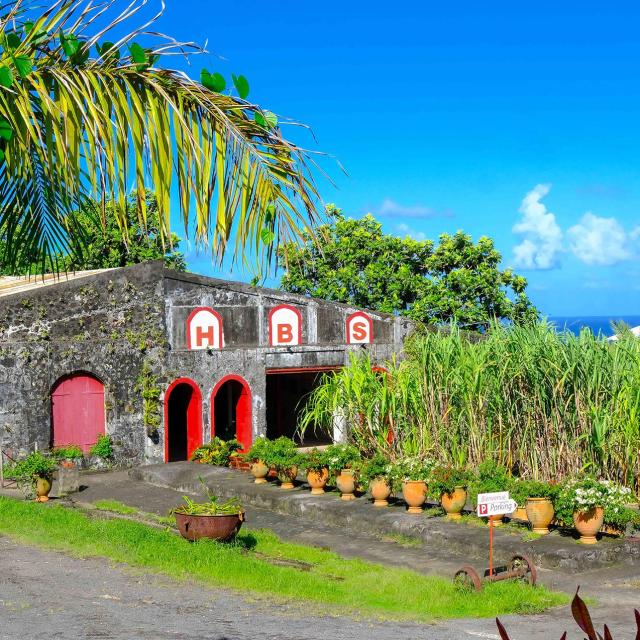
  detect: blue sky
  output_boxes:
[148,1,639,316]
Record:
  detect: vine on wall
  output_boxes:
[135,360,161,438]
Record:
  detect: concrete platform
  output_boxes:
[131,462,640,572]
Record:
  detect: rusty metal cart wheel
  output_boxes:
[509,554,537,586]
[454,565,482,591]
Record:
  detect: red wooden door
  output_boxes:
[51,374,105,453]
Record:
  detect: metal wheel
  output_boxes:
[509,554,537,586]
[454,565,482,591]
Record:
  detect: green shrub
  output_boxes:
[260,437,303,472]
[430,466,473,498]
[244,437,271,463]
[360,453,399,490]
[395,456,432,482]
[89,434,113,459]
[509,479,558,507]
[191,438,242,466]
[323,443,361,474]
[50,445,83,461]
[299,448,330,473]
[468,461,510,503]
[10,451,58,496]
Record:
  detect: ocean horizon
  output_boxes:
[548,316,640,337]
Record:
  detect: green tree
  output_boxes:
[0,1,319,274]
[279,206,538,330]
[1,195,186,274]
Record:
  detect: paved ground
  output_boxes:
[1,471,639,639]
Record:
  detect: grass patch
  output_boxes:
[93,500,139,515]
[0,497,567,621]
[379,532,423,548]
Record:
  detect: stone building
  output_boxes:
[0,261,411,464]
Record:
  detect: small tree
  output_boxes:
[279,205,538,330]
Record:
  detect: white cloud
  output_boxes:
[512,184,564,270]
[567,213,632,266]
[377,198,453,219]
[395,223,427,241]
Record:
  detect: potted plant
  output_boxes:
[261,436,302,490]
[300,449,330,495]
[361,453,396,507]
[190,437,242,467]
[173,493,244,541]
[12,451,58,501]
[599,481,635,536]
[556,477,632,544]
[243,437,272,484]
[397,456,432,514]
[430,465,472,519]
[324,443,361,500]
[518,480,558,534]
[50,445,83,496]
[469,461,510,526]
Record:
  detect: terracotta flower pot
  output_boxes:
[402,480,427,514]
[277,465,298,490]
[573,506,604,545]
[510,506,529,522]
[35,475,52,502]
[370,478,391,507]
[175,511,244,542]
[307,468,329,495]
[488,514,505,526]
[336,469,356,500]
[250,461,269,484]
[526,497,555,534]
[441,486,467,519]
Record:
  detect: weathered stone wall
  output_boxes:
[0,262,167,463]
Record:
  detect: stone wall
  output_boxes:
[0,262,167,463]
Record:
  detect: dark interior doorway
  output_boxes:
[211,377,252,450]
[166,381,201,462]
[266,370,334,446]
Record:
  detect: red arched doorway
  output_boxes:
[164,378,202,462]
[51,372,105,453]
[211,375,252,451]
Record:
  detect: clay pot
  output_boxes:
[35,475,52,502]
[510,506,529,522]
[175,511,244,542]
[370,478,392,507]
[250,461,269,484]
[526,497,555,534]
[402,480,427,514]
[573,506,604,545]
[277,465,298,490]
[488,514,505,526]
[441,486,467,519]
[336,469,356,500]
[307,468,329,495]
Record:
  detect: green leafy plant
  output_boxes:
[10,451,57,495]
[299,448,330,473]
[360,454,399,491]
[50,445,83,461]
[430,466,473,497]
[395,456,432,482]
[243,437,272,463]
[191,438,242,466]
[496,588,640,640]
[323,443,362,474]
[509,479,558,507]
[173,494,243,517]
[469,461,510,504]
[260,437,303,472]
[89,434,113,460]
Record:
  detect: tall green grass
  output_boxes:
[301,322,640,489]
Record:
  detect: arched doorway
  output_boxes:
[211,375,252,451]
[51,372,105,453]
[164,378,202,462]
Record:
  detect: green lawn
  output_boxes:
[0,497,567,621]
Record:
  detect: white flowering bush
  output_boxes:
[555,477,635,529]
[395,456,433,482]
